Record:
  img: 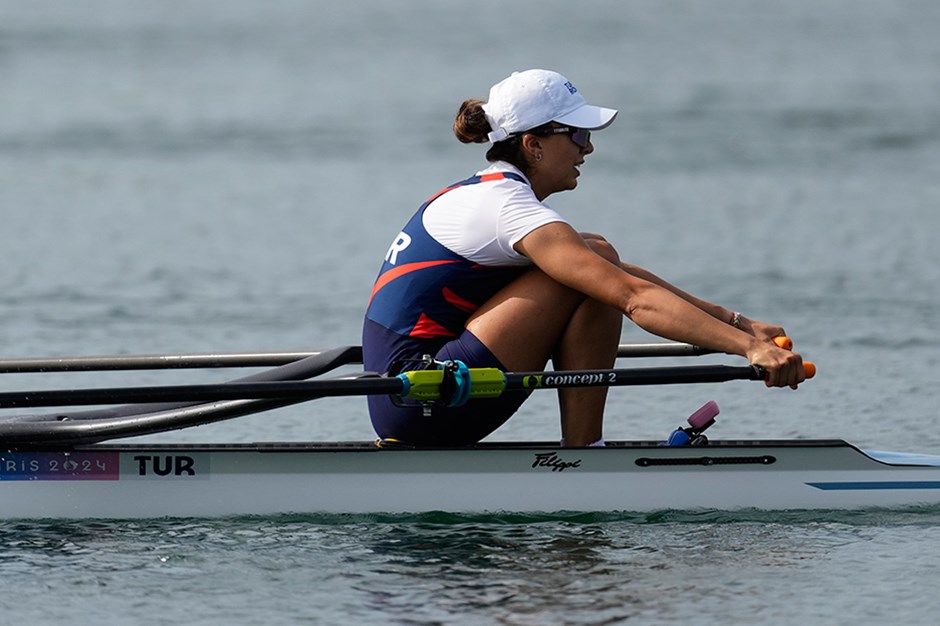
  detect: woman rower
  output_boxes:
[363,69,806,447]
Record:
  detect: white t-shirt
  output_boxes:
[422,162,569,266]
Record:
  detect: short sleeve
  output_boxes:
[424,169,569,266]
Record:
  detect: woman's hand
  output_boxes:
[745,340,806,389]
[737,316,787,344]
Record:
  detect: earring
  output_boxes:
[536,153,543,161]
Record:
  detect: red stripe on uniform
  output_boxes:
[409,313,458,339]
[368,260,460,306]
[423,173,508,204]
[441,287,479,314]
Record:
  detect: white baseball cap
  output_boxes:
[482,69,618,143]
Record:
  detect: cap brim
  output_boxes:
[554,104,618,130]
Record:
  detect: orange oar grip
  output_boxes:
[803,362,816,379]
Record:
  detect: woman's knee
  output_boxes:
[581,232,621,264]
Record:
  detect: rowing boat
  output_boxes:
[2,343,939,519]
[3,440,940,519]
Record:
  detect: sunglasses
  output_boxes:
[526,125,592,148]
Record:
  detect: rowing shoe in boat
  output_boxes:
[2,341,939,519]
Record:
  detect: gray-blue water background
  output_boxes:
[1,1,939,624]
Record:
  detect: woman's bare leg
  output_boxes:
[465,235,623,446]
[554,291,622,445]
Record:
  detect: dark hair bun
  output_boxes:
[453,99,491,144]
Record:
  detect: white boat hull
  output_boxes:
[3,440,940,519]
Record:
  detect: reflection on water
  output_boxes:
[3,507,940,623]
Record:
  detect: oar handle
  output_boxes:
[773,336,794,350]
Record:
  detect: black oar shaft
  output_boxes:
[0,352,317,373]
[505,364,761,390]
[0,377,404,409]
[0,364,763,409]
[0,343,713,374]
[616,343,714,358]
